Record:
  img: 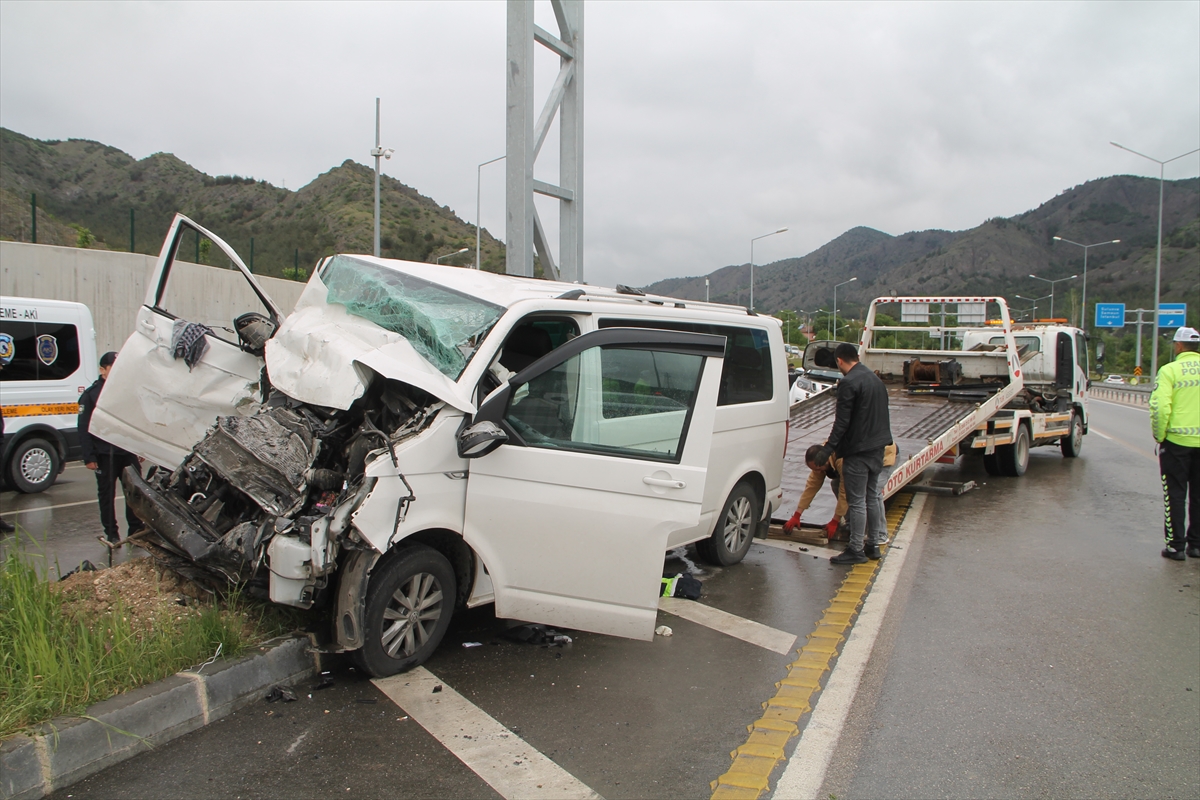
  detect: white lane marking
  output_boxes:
[772,492,929,800]
[1091,397,1149,412]
[0,496,121,517]
[1087,427,1156,461]
[373,668,602,800]
[658,596,798,655]
[758,538,845,560]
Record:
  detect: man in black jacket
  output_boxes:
[812,342,893,564]
[79,351,142,547]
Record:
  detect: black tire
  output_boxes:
[696,482,759,566]
[1060,411,1083,458]
[998,423,1030,477]
[983,451,1003,476]
[354,545,456,677]
[8,438,60,493]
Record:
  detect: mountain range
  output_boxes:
[1,127,1196,328]
[647,174,1198,324]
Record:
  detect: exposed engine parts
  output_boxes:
[122,376,442,604]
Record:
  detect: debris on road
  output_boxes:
[655,625,673,637]
[264,686,298,703]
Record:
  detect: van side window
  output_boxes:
[505,344,703,463]
[598,319,773,405]
[0,321,81,381]
[1075,333,1087,377]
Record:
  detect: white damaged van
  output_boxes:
[0,296,99,492]
[93,215,787,675]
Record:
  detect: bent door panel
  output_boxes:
[464,328,724,640]
[92,215,281,467]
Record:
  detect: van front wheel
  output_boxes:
[9,438,60,493]
[696,482,759,566]
[354,545,456,678]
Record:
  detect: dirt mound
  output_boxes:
[52,557,213,632]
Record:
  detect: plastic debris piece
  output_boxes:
[462,642,484,648]
[264,686,298,703]
[312,674,335,691]
[655,625,674,637]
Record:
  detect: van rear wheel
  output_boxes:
[354,545,456,678]
[9,438,60,493]
[696,482,759,566]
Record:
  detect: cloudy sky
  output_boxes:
[2,1,1198,288]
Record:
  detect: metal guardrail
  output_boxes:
[1090,384,1152,405]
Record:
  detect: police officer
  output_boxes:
[78,351,142,547]
[1149,327,1200,560]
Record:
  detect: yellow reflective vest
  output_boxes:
[1149,350,1200,447]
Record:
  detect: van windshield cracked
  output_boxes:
[321,255,505,379]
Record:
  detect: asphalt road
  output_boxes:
[1,461,145,575]
[820,398,1200,799]
[20,396,1200,799]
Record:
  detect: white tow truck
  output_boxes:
[780,296,1088,515]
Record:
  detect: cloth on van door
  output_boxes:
[171,320,212,370]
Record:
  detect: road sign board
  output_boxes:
[1158,303,1187,328]
[1134,366,1143,376]
[1095,303,1125,328]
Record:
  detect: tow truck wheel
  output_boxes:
[9,438,60,493]
[696,482,759,566]
[998,424,1030,477]
[1060,412,1083,458]
[355,545,456,677]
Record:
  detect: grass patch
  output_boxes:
[0,552,296,739]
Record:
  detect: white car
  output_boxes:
[94,214,788,676]
[1103,374,1126,384]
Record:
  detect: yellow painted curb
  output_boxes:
[708,493,914,799]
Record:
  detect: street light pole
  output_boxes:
[476,155,505,270]
[832,277,857,341]
[1015,293,1051,322]
[1052,237,1120,330]
[435,247,470,265]
[1027,273,1077,319]
[1110,142,1200,379]
[370,98,394,258]
[749,227,788,311]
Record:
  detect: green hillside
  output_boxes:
[0,128,505,277]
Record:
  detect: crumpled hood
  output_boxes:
[265,281,476,414]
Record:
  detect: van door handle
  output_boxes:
[643,476,686,489]
[138,318,155,331]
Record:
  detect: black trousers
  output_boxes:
[96,453,142,541]
[1159,440,1199,549]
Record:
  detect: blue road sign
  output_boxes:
[1095,303,1125,328]
[1158,303,1187,328]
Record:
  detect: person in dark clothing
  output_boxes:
[812,342,893,565]
[79,351,142,547]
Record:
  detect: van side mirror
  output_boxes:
[457,420,508,459]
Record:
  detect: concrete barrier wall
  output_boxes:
[1,242,306,355]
